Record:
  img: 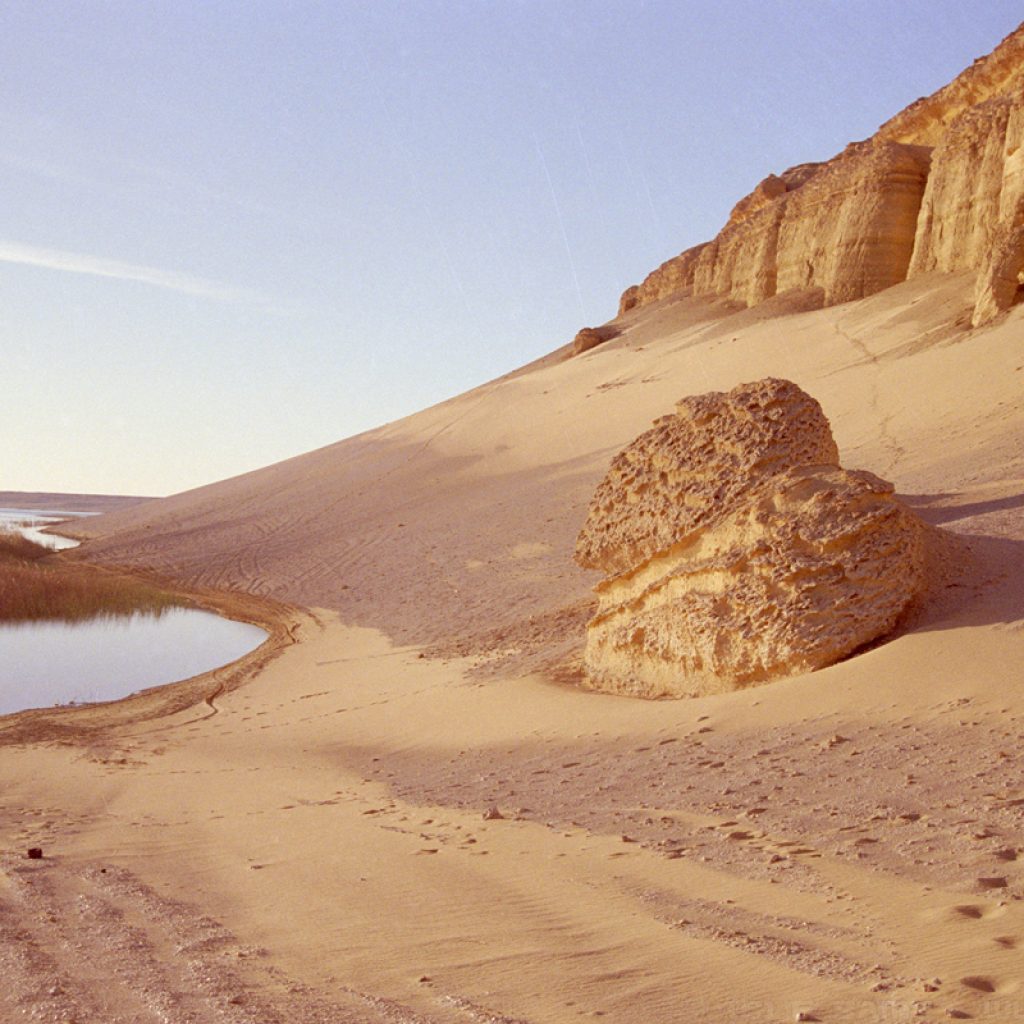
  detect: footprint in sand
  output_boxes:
[954,905,985,919]
[960,975,998,993]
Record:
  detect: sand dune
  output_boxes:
[66,272,1023,667]
[0,263,1022,1021]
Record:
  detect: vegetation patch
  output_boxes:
[0,533,187,623]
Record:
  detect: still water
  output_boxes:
[0,508,267,715]
[0,506,92,550]
[0,609,267,714]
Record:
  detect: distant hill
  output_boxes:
[0,492,153,515]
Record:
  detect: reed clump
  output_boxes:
[0,533,187,623]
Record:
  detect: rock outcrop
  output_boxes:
[571,325,620,355]
[576,379,840,575]
[694,141,931,308]
[617,285,640,316]
[973,217,1024,323]
[726,164,821,226]
[615,23,1024,327]
[907,89,1023,276]
[575,379,927,698]
[905,79,1024,324]
[618,244,708,313]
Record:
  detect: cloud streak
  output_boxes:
[0,239,267,306]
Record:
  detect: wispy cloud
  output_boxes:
[0,239,269,307]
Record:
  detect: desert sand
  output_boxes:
[0,269,1021,1023]
[3,25,1024,1023]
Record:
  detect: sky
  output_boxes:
[4,1,1021,497]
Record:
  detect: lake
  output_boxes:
[0,506,92,550]
[0,507,267,715]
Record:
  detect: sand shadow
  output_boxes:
[896,490,1024,633]
[902,490,1024,527]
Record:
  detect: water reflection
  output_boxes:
[0,606,267,715]
[0,507,91,550]
[0,507,268,715]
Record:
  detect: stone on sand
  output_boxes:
[575,378,928,698]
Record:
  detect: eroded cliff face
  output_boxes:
[694,141,932,308]
[575,380,928,699]
[906,81,1024,323]
[908,91,1021,276]
[618,244,707,314]
[615,23,1024,329]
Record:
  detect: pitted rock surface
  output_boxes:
[575,380,927,698]
[575,378,839,576]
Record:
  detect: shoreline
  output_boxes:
[0,576,306,745]
[1,600,1022,1023]
[0,491,153,516]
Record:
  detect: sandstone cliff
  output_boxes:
[575,380,927,699]
[614,23,1024,329]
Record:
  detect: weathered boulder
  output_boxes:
[576,378,839,576]
[571,325,619,356]
[571,327,606,355]
[575,380,927,698]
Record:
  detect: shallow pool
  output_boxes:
[0,606,267,715]
[0,507,267,715]
[0,507,91,550]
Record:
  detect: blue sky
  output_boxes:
[4,1,1021,496]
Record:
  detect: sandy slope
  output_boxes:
[1,272,1023,1023]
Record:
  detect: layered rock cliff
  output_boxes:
[615,23,1024,328]
[575,380,928,699]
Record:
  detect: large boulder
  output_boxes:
[571,324,621,356]
[575,379,927,698]
[575,378,840,576]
